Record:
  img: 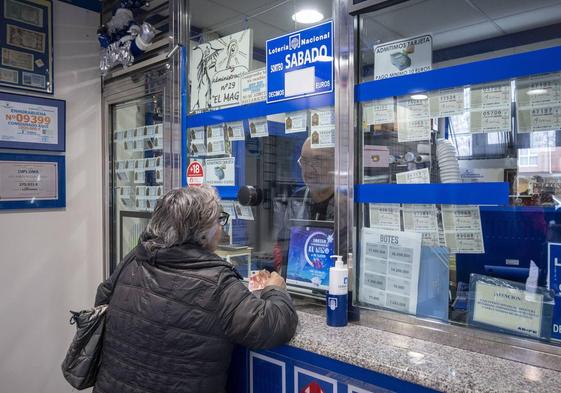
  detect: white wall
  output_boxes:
[0,2,102,392]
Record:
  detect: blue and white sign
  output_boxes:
[286,226,335,290]
[548,242,561,341]
[266,20,333,103]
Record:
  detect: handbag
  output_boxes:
[61,254,134,390]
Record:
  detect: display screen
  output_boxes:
[286,225,335,290]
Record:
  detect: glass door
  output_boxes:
[111,94,164,264]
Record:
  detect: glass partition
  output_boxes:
[187,0,337,296]
[355,0,561,345]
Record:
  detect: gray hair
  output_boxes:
[141,185,221,251]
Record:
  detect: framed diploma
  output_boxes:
[0,91,65,151]
[0,0,53,93]
[0,153,65,209]
[467,274,555,340]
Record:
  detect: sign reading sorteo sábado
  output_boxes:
[374,34,432,81]
[266,20,333,103]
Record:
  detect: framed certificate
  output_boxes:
[0,91,65,151]
[0,0,53,93]
[0,153,65,209]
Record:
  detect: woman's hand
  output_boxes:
[248,270,270,291]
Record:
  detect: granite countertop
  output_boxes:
[289,311,561,393]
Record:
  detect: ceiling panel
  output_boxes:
[210,0,283,15]
[360,17,406,45]
[190,0,242,31]
[369,0,489,40]
[254,0,332,36]
[217,19,288,50]
[432,22,501,50]
[494,5,561,33]
[471,0,561,19]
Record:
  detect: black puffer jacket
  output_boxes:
[93,243,298,393]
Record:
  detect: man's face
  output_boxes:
[299,141,334,192]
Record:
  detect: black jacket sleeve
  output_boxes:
[94,251,136,307]
[216,270,299,349]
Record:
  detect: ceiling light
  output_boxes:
[527,88,548,96]
[410,94,428,100]
[292,9,323,24]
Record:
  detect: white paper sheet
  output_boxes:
[359,228,422,314]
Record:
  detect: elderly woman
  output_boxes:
[93,186,298,393]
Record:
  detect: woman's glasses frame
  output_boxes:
[218,211,230,226]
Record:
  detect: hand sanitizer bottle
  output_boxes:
[326,255,348,327]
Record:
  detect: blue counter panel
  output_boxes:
[228,345,440,393]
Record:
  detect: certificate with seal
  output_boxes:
[0,153,65,209]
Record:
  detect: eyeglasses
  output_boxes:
[218,211,229,226]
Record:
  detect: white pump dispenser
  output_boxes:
[326,255,348,327]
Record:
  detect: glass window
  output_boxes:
[187,0,336,296]
[356,0,561,344]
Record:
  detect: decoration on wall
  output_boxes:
[0,0,53,93]
[189,29,253,112]
[0,91,65,151]
[0,153,65,210]
[97,0,156,75]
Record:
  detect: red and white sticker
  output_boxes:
[187,161,204,186]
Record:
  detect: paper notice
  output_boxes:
[310,125,335,149]
[430,88,465,117]
[206,140,226,156]
[364,98,395,126]
[470,82,512,109]
[516,73,561,108]
[240,68,267,104]
[397,97,431,142]
[442,205,485,254]
[396,168,430,184]
[204,157,235,186]
[225,121,245,141]
[368,204,402,231]
[207,124,226,141]
[234,202,254,220]
[517,106,561,133]
[188,127,205,142]
[359,228,422,314]
[402,204,441,247]
[285,110,308,134]
[310,107,335,149]
[470,108,511,134]
[248,117,269,138]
